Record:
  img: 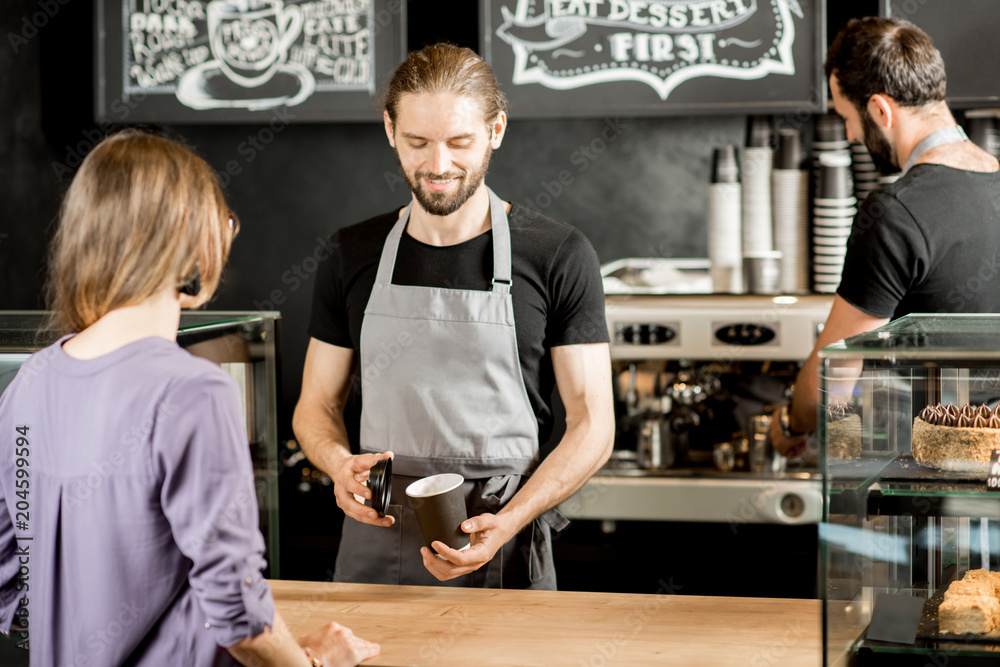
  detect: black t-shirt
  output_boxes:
[308,202,609,446]
[838,163,1000,319]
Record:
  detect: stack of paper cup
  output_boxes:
[742,116,774,256]
[812,114,852,205]
[851,143,880,202]
[708,144,743,293]
[812,152,856,293]
[772,129,809,293]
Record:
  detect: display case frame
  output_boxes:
[0,310,283,576]
[819,314,1000,666]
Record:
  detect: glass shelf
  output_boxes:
[822,314,1000,360]
[854,586,1000,660]
[820,314,1000,666]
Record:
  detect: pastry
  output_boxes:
[912,403,1000,472]
[827,403,862,459]
[938,595,1000,634]
[943,578,994,600]
[962,568,1000,597]
[938,569,1000,635]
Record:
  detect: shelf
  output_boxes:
[828,454,1000,519]
[852,583,1000,664]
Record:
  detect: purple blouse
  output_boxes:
[0,336,274,665]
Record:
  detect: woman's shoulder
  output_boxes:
[108,339,236,396]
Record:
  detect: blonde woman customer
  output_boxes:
[0,129,378,666]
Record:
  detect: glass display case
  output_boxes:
[821,314,1000,666]
[0,311,282,575]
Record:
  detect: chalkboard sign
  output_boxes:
[95,0,406,123]
[481,0,827,118]
[882,0,1000,109]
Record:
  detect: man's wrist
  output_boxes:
[778,404,807,438]
[325,442,354,471]
[495,504,530,541]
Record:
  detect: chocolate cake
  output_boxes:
[912,404,1000,472]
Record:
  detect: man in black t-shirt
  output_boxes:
[772,18,1000,454]
[293,44,613,589]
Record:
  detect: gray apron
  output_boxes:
[900,125,968,176]
[334,187,566,589]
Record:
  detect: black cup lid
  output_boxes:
[746,115,774,148]
[370,457,392,516]
[711,144,739,183]
[815,113,846,143]
[774,129,803,170]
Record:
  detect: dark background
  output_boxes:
[1,0,877,585]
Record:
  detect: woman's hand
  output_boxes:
[299,621,380,667]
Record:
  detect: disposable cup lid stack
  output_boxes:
[812,114,852,201]
[812,149,857,293]
[708,147,743,293]
[815,113,846,143]
[708,185,742,263]
[708,145,743,293]
[812,151,853,202]
[742,146,774,255]
[771,160,809,293]
[747,115,775,150]
[851,143,903,203]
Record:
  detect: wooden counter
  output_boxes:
[270,579,821,666]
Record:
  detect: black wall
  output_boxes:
[0,0,877,580]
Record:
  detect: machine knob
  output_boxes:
[780,493,805,519]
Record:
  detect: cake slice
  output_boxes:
[939,594,1000,634]
[962,569,1000,597]
[939,575,1000,634]
[945,578,994,600]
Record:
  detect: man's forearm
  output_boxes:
[790,353,821,434]
[292,400,353,477]
[497,416,613,536]
[788,295,889,435]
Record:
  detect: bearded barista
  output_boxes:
[293,43,614,588]
[770,17,1000,455]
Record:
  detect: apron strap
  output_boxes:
[372,186,513,293]
[900,125,969,177]
[372,204,410,287]
[486,187,513,294]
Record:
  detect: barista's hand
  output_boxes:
[331,451,395,527]
[420,512,512,581]
[769,414,806,457]
[298,621,380,667]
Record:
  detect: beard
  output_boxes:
[861,111,899,175]
[396,146,493,217]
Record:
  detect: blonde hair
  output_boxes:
[383,43,508,128]
[45,129,237,335]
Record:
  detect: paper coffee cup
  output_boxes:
[405,473,470,551]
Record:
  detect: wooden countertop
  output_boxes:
[270,579,821,666]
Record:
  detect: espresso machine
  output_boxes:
[559,259,832,526]
[609,292,829,475]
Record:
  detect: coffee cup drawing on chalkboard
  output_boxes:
[176,0,315,111]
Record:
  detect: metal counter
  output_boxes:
[558,469,823,525]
